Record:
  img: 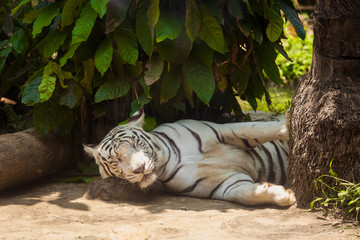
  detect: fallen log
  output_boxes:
[0,128,73,191]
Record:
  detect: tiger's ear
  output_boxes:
[128,107,145,127]
[83,144,98,158]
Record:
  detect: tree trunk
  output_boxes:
[288,0,360,208]
[0,128,73,191]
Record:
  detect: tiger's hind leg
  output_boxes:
[211,111,291,151]
[223,182,296,207]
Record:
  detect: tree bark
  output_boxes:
[0,128,73,191]
[288,0,360,208]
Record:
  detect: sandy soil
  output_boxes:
[0,181,358,240]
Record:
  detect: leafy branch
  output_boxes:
[1,0,306,135]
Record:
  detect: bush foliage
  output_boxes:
[276,17,313,84]
[311,159,360,222]
[0,0,305,135]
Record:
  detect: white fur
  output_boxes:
[84,109,296,207]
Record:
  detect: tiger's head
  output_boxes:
[84,108,162,189]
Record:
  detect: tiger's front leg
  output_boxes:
[222,182,296,207]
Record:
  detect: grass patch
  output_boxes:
[239,86,295,114]
[310,159,360,223]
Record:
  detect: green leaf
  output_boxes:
[60,42,81,67]
[136,0,154,57]
[190,41,214,69]
[172,100,186,112]
[264,88,271,106]
[131,93,151,114]
[71,2,98,45]
[33,99,73,136]
[61,0,87,29]
[198,4,226,54]
[95,75,132,102]
[264,1,281,22]
[185,0,201,43]
[264,62,280,83]
[337,191,348,198]
[242,0,253,15]
[279,0,306,40]
[274,41,292,61]
[182,72,194,107]
[160,66,182,103]
[329,158,338,177]
[38,31,67,58]
[126,60,143,78]
[0,60,6,75]
[251,70,265,99]
[244,88,257,110]
[0,42,12,74]
[309,198,324,211]
[204,1,224,25]
[105,0,132,33]
[143,117,157,132]
[183,57,214,104]
[32,4,60,38]
[90,0,110,18]
[252,21,263,43]
[156,29,192,65]
[64,71,75,80]
[114,20,139,65]
[38,63,56,102]
[266,21,283,42]
[144,55,164,86]
[227,0,244,19]
[49,61,70,88]
[10,29,29,54]
[147,0,160,38]
[23,8,43,24]
[112,49,125,75]
[139,76,150,98]
[238,19,251,36]
[230,62,250,95]
[80,59,95,95]
[348,199,359,206]
[21,70,43,106]
[3,12,13,37]
[11,0,31,16]
[59,80,82,109]
[95,38,113,76]
[261,41,281,84]
[0,40,9,50]
[265,8,283,42]
[155,11,182,42]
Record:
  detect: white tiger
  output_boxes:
[84,108,296,206]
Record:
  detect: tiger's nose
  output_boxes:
[133,163,145,174]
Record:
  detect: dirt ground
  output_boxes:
[0,181,359,240]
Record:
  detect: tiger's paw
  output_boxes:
[267,183,296,207]
[254,182,269,195]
